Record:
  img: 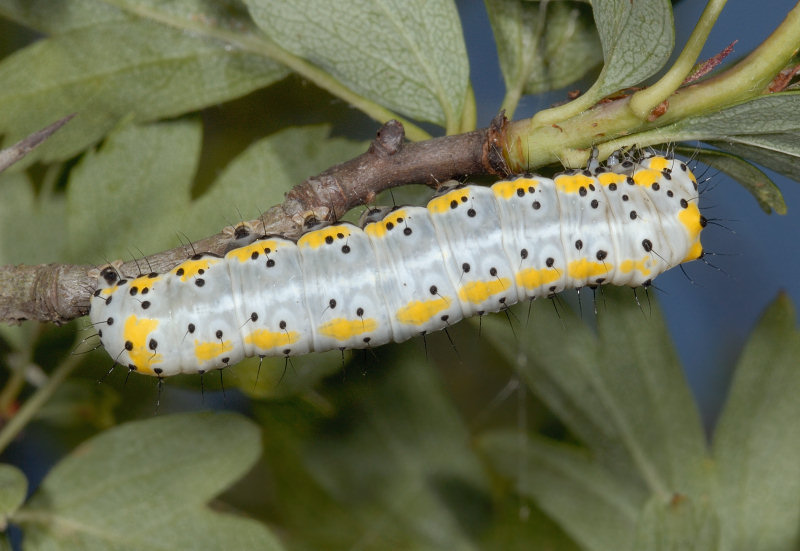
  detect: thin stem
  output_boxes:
[0,351,82,454]
[629,0,728,119]
[458,84,478,133]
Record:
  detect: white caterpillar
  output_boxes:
[89,154,704,377]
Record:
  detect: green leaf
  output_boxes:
[478,430,642,551]
[676,147,786,215]
[481,287,708,496]
[592,0,674,95]
[0,171,66,265]
[66,119,202,262]
[486,0,602,96]
[243,0,469,130]
[712,294,800,550]
[0,17,287,165]
[0,0,127,33]
[706,135,800,182]
[669,92,800,138]
[633,494,721,551]
[187,125,368,237]
[0,464,27,521]
[532,0,674,124]
[33,379,119,430]
[16,412,283,550]
[256,347,489,550]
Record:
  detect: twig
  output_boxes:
[0,115,508,325]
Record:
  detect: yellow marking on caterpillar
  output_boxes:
[633,168,662,187]
[171,257,220,281]
[492,178,538,200]
[318,317,379,340]
[516,267,561,290]
[395,297,451,325]
[678,203,703,239]
[555,173,596,194]
[567,258,611,280]
[99,286,119,297]
[458,278,510,304]
[427,189,470,214]
[123,315,162,374]
[678,202,704,262]
[194,339,234,362]
[683,240,703,263]
[619,256,652,276]
[364,209,409,238]
[245,328,300,349]
[687,167,697,184]
[226,240,282,263]
[597,173,627,187]
[298,225,352,249]
[648,156,671,171]
[128,274,161,295]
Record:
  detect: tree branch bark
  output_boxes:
[0,114,509,325]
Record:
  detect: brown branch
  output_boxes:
[0,115,509,325]
[0,114,75,173]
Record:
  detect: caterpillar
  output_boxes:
[89,153,704,378]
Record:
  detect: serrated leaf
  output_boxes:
[486,0,602,96]
[479,430,642,551]
[0,464,27,519]
[481,287,708,494]
[676,146,786,214]
[16,412,283,551]
[0,18,287,165]
[633,494,721,551]
[244,0,469,129]
[66,119,201,263]
[712,294,800,551]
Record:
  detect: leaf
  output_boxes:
[591,0,674,95]
[532,0,674,123]
[0,0,127,33]
[186,125,368,237]
[669,92,800,138]
[478,430,642,551]
[706,135,800,182]
[0,16,287,165]
[712,294,800,551]
[16,412,284,550]
[481,287,708,495]
[633,494,721,551]
[676,147,786,214]
[0,171,66,265]
[486,0,602,95]
[33,379,119,430]
[256,346,489,550]
[66,119,202,263]
[0,464,27,521]
[243,0,469,130]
